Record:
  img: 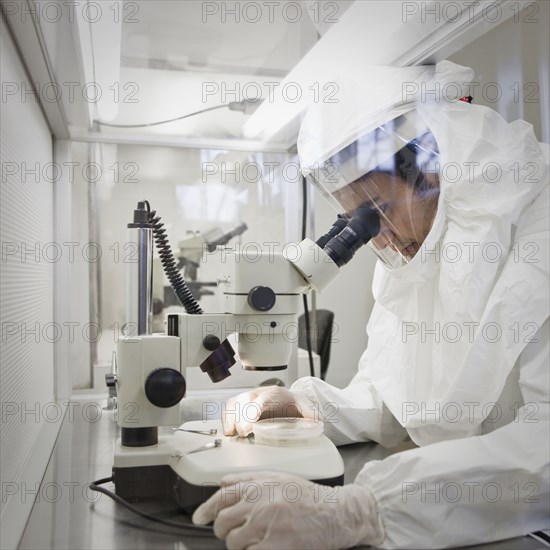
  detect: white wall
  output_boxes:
[449,0,549,142]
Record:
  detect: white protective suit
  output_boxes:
[292,61,550,548]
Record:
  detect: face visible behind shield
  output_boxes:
[306,112,441,269]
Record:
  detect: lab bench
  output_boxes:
[18,395,545,550]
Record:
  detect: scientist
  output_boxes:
[193,61,550,549]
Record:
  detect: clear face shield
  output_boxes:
[304,112,441,269]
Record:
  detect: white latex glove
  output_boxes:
[222,386,317,437]
[192,471,385,550]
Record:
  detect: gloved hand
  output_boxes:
[192,471,385,550]
[222,386,317,437]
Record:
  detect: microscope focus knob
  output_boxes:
[145,368,186,408]
[247,286,276,311]
[203,335,221,351]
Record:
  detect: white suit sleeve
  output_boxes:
[290,357,408,448]
[355,320,550,549]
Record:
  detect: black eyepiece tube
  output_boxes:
[315,215,349,249]
[206,223,248,252]
[323,206,380,267]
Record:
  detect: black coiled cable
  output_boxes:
[143,201,203,315]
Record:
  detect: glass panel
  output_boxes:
[82,142,297,373]
[83,0,328,140]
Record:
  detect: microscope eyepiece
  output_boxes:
[206,222,248,252]
[315,215,349,249]
[323,206,380,267]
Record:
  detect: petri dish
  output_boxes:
[253,418,324,446]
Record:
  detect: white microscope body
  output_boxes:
[110,202,377,510]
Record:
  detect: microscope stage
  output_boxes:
[171,419,345,485]
[113,420,344,511]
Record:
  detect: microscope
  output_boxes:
[108,201,379,511]
[151,223,248,332]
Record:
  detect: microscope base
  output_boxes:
[113,420,345,512]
